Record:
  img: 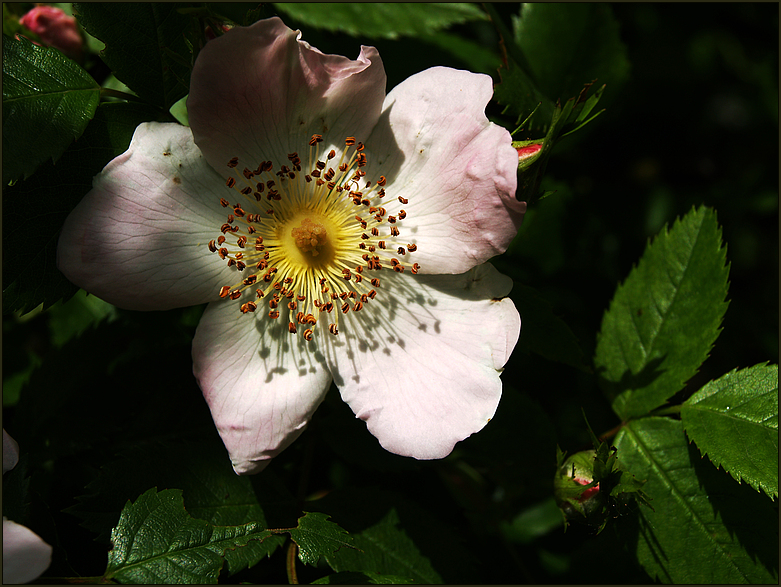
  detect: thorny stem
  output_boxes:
[286,540,299,584]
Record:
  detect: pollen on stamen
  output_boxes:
[209,135,421,340]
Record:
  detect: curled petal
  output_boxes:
[58,122,236,311]
[3,518,52,584]
[188,17,386,172]
[192,300,333,474]
[366,67,525,274]
[324,263,520,459]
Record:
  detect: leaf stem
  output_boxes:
[649,404,683,417]
[286,540,299,584]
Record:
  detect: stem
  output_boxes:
[598,421,625,442]
[286,541,299,584]
[481,2,536,78]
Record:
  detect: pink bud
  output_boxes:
[516,143,543,161]
[573,476,600,501]
[19,6,83,60]
[205,24,233,41]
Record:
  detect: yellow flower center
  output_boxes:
[208,135,420,340]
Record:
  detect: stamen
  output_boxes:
[209,134,422,340]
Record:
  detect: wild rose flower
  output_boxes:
[3,430,52,584]
[57,17,525,474]
[19,5,83,61]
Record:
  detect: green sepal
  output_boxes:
[682,363,778,498]
[554,414,651,533]
[510,83,606,205]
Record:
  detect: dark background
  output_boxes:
[3,3,777,583]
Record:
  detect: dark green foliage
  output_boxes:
[2,3,777,584]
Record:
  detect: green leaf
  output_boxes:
[289,512,357,566]
[2,101,164,314]
[272,3,485,39]
[512,3,630,104]
[67,437,291,573]
[615,418,778,583]
[73,3,199,110]
[595,206,730,420]
[105,488,274,584]
[682,363,779,498]
[2,34,99,184]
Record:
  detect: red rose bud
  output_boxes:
[554,450,607,527]
[516,143,543,161]
[20,5,83,60]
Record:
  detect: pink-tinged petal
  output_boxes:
[192,299,333,474]
[3,429,19,474]
[188,17,386,172]
[58,122,238,311]
[3,518,52,584]
[365,67,525,274]
[323,263,520,459]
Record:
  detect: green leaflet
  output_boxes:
[615,418,778,583]
[105,489,355,584]
[595,206,730,420]
[682,363,779,498]
[67,437,291,575]
[272,3,485,39]
[288,512,357,566]
[494,3,626,133]
[73,3,199,110]
[2,34,99,184]
[513,3,630,105]
[105,488,274,584]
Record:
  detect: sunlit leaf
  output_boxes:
[289,512,357,566]
[512,3,630,103]
[682,363,778,498]
[595,206,730,419]
[273,3,485,39]
[2,34,99,184]
[105,488,274,584]
[615,418,778,583]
